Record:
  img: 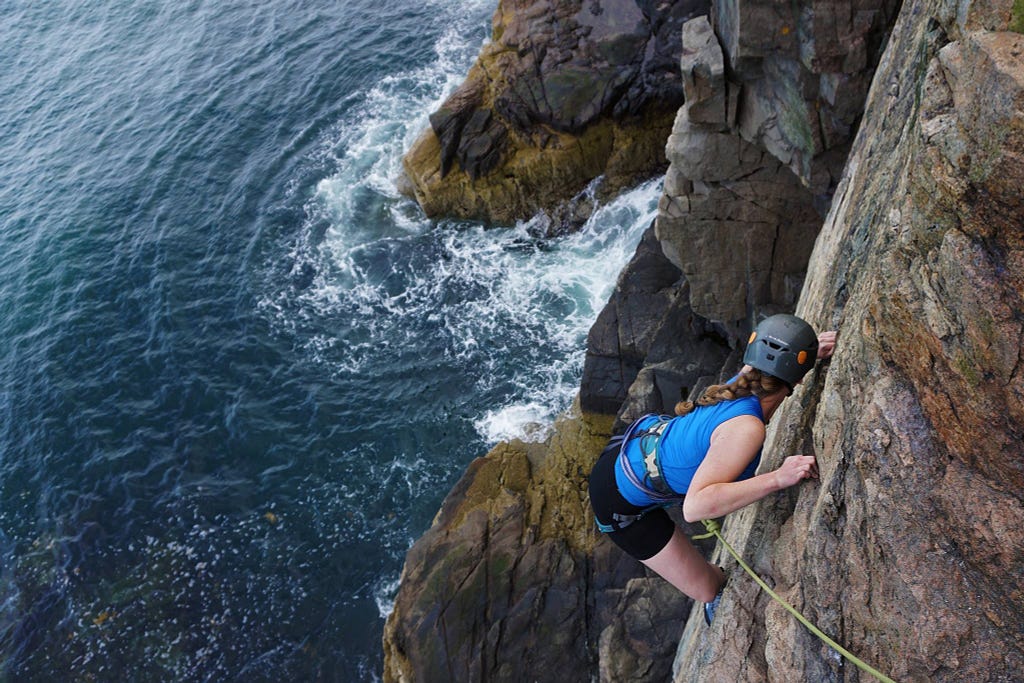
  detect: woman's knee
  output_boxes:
[641,532,720,601]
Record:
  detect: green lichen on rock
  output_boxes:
[1013,0,1024,34]
[382,404,625,683]
[403,105,674,225]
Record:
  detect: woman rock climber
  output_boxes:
[588,314,837,623]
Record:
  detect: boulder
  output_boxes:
[381,407,707,682]
[657,107,822,322]
[399,0,711,226]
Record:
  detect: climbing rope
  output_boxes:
[697,519,897,683]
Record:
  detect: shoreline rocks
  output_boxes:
[399,0,710,228]
[381,407,711,682]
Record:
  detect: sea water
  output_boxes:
[0,0,658,678]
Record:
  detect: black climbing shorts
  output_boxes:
[587,437,677,561]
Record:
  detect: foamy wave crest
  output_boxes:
[266,0,662,444]
[309,6,490,244]
[286,172,661,435]
[297,178,659,442]
[474,402,555,444]
[266,1,492,300]
[374,574,401,620]
[466,180,662,442]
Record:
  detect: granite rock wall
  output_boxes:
[671,1,1024,680]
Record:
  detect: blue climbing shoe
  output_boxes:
[703,589,723,625]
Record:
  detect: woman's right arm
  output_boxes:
[681,416,818,523]
[774,454,818,487]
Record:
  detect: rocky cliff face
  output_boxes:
[656,0,899,324]
[384,0,1024,681]
[398,0,710,227]
[673,1,1024,680]
[381,408,713,682]
[584,0,898,429]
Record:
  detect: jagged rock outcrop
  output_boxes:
[656,2,900,323]
[398,0,710,227]
[672,2,1024,681]
[583,0,899,415]
[579,225,740,428]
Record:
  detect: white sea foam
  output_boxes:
[474,402,554,444]
[374,574,401,619]
[301,178,660,443]
[267,0,662,445]
[293,181,662,442]
[465,180,662,442]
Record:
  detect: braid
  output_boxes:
[673,369,788,416]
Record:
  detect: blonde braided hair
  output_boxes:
[673,369,789,417]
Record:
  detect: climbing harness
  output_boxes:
[594,415,684,534]
[594,505,671,534]
[617,415,683,502]
[695,519,898,683]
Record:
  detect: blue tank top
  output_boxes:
[614,395,764,507]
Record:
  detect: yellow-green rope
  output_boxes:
[698,519,897,683]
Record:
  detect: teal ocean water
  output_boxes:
[0,1,658,678]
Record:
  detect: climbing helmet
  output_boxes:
[742,314,819,388]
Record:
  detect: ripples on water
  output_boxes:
[0,0,658,679]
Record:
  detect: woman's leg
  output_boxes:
[641,526,725,602]
[588,440,723,602]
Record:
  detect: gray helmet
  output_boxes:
[742,314,819,387]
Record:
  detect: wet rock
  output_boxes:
[399,0,711,224]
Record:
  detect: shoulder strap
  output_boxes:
[616,415,684,503]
